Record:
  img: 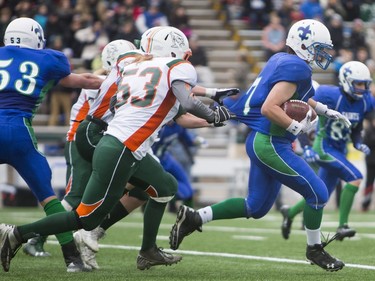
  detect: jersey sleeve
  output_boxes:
[167,59,197,87]
[272,57,312,84]
[45,49,71,81]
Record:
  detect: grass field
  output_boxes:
[0,207,374,281]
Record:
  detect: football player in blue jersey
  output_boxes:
[169,19,351,272]
[0,17,102,272]
[280,61,373,241]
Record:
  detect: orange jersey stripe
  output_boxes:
[66,100,90,141]
[124,89,176,151]
[76,200,104,217]
[91,82,118,119]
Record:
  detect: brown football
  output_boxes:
[281,100,317,122]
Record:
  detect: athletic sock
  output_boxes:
[100,201,129,230]
[339,183,358,227]
[141,199,166,251]
[288,199,306,219]
[303,204,323,230]
[211,198,247,220]
[43,199,74,245]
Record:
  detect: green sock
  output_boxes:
[183,197,194,208]
[100,202,129,230]
[339,183,358,227]
[18,210,79,243]
[211,198,247,220]
[303,204,323,230]
[141,199,166,251]
[289,199,306,219]
[43,199,75,245]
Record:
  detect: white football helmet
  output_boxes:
[286,19,333,70]
[4,17,46,50]
[101,40,137,71]
[339,61,372,100]
[140,26,191,59]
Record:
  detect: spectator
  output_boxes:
[349,19,370,55]
[228,50,253,94]
[135,3,169,34]
[326,13,345,54]
[322,0,347,21]
[341,0,361,21]
[299,0,323,20]
[168,5,192,38]
[48,42,76,126]
[247,0,273,29]
[261,12,286,60]
[0,6,12,47]
[74,20,109,69]
[112,19,141,43]
[188,35,214,86]
[33,3,49,29]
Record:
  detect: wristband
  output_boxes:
[314,102,328,115]
[286,120,303,136]
[204,88,217,98]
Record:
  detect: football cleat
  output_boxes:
[280,205,293,240]
[306,243,345,271]
[23,236,51,257]
[335,225,356,241]
[62,240,92,272]
[136,245,182,270]
[74,230,101,269]
[169,205,202,250]
[0,224,22,272]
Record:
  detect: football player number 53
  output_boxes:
[0,59,39,95]
[116,66,162,108]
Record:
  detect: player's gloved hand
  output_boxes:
[300,108,319,133]
[303,145,319,163]
[314,102,351,128]
[354,143,370,155]
[109,94,117,114]
[211,88,240,105]
[213,105,235,127]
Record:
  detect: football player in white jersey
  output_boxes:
[0,26,235,272]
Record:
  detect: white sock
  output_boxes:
[198,206,213,224]
[305,227,321,246]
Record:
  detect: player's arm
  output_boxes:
[261,81,296,128]
[171,80,232,125]
[175,112,212,128]
[192,85,240,105]
[59,73,104,89]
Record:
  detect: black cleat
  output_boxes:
[169,206,202,250]
[306,243,345,271]
[137,245,182,270]
[336,225,356,241]
[280,205,293,240]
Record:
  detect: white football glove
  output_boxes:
[354,143,370,155]
[314,102,351,128]
[302,145,319,163]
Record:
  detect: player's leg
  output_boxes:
[131,153,182,270]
